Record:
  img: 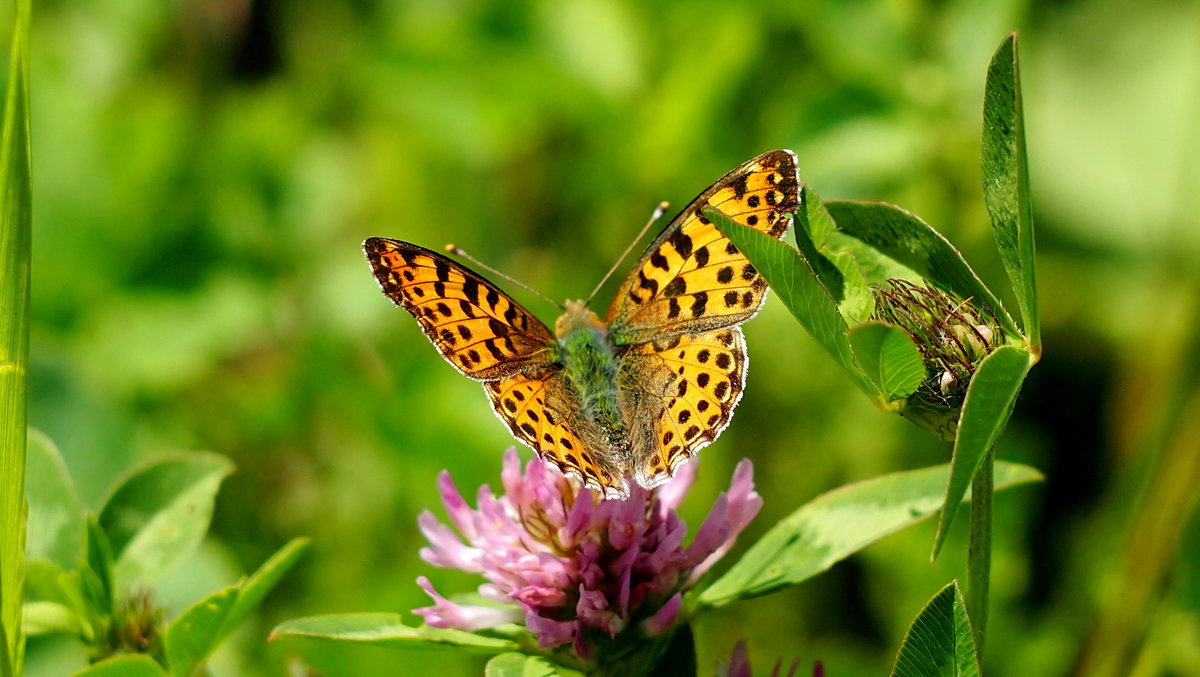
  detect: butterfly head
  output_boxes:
[555,299,605,339]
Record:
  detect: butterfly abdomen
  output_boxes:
[555,305,631,466]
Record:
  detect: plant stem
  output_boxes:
[0,2,32,673]
[966,446,994,657]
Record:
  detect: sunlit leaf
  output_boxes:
[72,653,168,677]
[21,602,78,637]
[24,561,92,641]
[270,613,519,654]
[164,586,238,677]
[25,430,82,570]
[891,582,979,677]
[98,453,234,585]
[932,346,1034,558]
[823,200,1020,341]
[982,32,1039,349]
[216,538,309,645]
[698,461,1042,607]
[848,322,925,404]
[81,517,114,622]
[485,652,575,677]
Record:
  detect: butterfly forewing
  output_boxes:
[483,370,627,497]
[606,149,800,345]
[364,238,555,380]
[620,328,748,488]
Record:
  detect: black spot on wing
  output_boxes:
[462,277,480,306]
[669,230,693,259]
[664,278,687,298]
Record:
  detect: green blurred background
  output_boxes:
[17,0,1200,674]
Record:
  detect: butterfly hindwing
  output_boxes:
[364,238,555,380]
[483,370,627,497]
[620,328,748,488]
[606,149,799,345]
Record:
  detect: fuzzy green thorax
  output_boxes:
[554,300,628,456]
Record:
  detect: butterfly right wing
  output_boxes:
[619,327,748,489]
[364,238,555,380]
[606,150,799,345]
[483,369,628,498]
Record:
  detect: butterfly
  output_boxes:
[364,150,799,499]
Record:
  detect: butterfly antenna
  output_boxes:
[445,244,564,310]
[584,201,669,305]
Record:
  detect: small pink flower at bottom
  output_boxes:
[414,449,762,658]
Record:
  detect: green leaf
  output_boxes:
[164,586,238,677]
[0,0,32,672]
[25,430,82,570]
[98,453,235,585]
[485,652,575,677]
[848,322,925,405]
[793,191,845,301]
[828,250,875,324]
[697,461,1042,608]
[823,200,1021,341]
[932,346,1034,558]
[72,654,169,677]
[21,602,80,637]
[982,32,1039,350]
[891,582,980,677]
[708,208,877,398]
[216,537,309,646]
[81,517,115,623]
[269,613,519,654]
[799,185,839,247]
[159,538,307,676]
[25,561,92,641]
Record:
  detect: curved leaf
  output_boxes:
[848,322,925,405]
[72,654,168,677]
[932,345,1033,559]
[823,200,1020,341]
[98,453,234,585]
[160,538,307,676]
[270,613,519,654]
[25,430,82,570]
[485,652,574,677]
[698,461,1042,607]
[219,537,309,643]
[164,586,238,677]
[21,602,79,637]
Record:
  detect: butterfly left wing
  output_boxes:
[606,149,799,345]
[619,328,748,488]
[364,238,555,380]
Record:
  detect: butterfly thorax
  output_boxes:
[553,300,630,462]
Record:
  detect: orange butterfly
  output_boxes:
[365,150,799,498]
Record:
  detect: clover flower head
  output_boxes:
[414,449,762,658]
